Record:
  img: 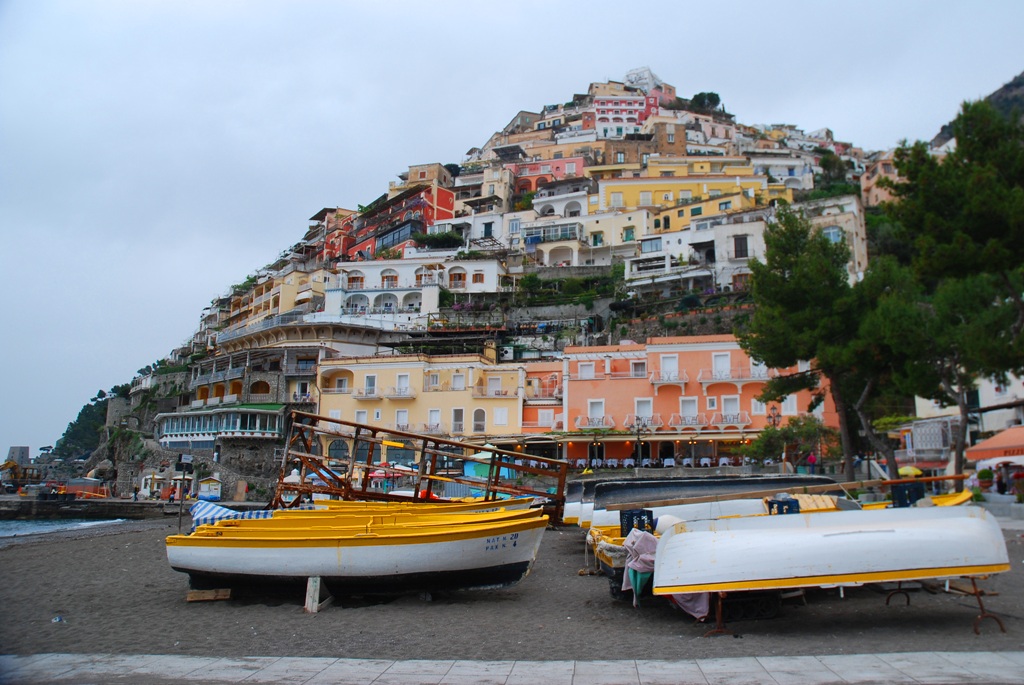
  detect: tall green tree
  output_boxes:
[739,206,860,476]
[882,100,1024,482]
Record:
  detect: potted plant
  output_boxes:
[977,468,994,490]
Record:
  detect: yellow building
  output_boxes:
[318,351,525,461]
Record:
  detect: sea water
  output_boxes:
[0,518,126,538]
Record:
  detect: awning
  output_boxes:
[966,425,1024,463]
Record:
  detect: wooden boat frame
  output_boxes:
[271,411,569,521]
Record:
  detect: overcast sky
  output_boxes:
[1,0,1021,456]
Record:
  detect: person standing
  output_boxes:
[807,452,817,474]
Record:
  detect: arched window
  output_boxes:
[328,440,350,461]
[249,380,271,394]
[472,408,486,432]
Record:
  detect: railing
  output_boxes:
[450,421,463,433]
[247,393,274,403]
[284,364,317,375]
[623,414,664,429]
[216,311,307,343]
[289,393,316,403]
[710,412,752,427]
[521,420,556,429]
[525,388,561,400]
[697,367,776,382]
[669,413,708,429]
[387,423,413,432]
[607,370,649,380]
[575,416,615,429]
[650,370,689,384]
[472,422,486,432]
[354,389,381,400]
[383,387,416,399]
[471,387,512,398]
[321,387,352,394]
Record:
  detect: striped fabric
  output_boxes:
[188,500,314,531]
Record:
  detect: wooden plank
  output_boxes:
[186,588,231,602]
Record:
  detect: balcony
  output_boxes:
[575,415,615,429]
[697,366,776,394]
[710,412,752,429]
[247,393,274,403]
[623,414,664,430]
[289,393,316,404]
[472,387,513,398]
[421,422,447,435]
[321,387,353,395]
[386,423,414,432]
[284,364,317,375]
[669,413,708,430]
[382,386,416,400]
[354,388,382,400]
[650,370,689,385]
[521,221,586,245]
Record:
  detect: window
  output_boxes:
[623,227,635,242]
[706,396,718,411]
[355,410,368,424]
[450,408,462,432]
[610,192,624,208]
[639,191,652,205]
[364,375,376,394]
[680,397,698,417]
[395,409,409,429]
[329,409,341,420]
[641,153,650,166]
[667,133,675,143]
[822,226,844,244]
[591,232,604,246]
[488,184,495,196]
[482,222,493,237]
[691,207,702,217]
[751,398,766,415]
[588,399,605,420]
[631,361,647,378]
[635,398,653,418]
[509,218,520,234]
[662,192,673,202]
[472,272,484,284]
[452,374,466,391]
[427,373,439,389]
[640,238,662,253]
[719,200,732,211]
[472,408,486,432]
[782,394,797,414]
[553,151,563,159]
[734,235,749,258]
[709,189,721,198]
[566,162,576,174]
[578,362,595,380]
[538,409,554,427]
[541,165,551,174]
[722,396,740,417]
[615,152,625,164]
[494,407,508,426]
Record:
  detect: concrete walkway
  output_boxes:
[3,651,1024,685]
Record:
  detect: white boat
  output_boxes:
[652,505,1010,595]
[167,513,548,593]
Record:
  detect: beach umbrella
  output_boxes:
[898,466,923,477]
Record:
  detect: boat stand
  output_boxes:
[967,578,1006,635]
[703,592,734,638]
[304,576,334,614]
[885,582,911,607]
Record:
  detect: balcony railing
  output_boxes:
[697,367,776,383]
[382,387,416,399]
[421,422,447,435]
[650,370,689,384]
[623,414,664,430]
[321,387,353,394]
[450,421,464,433]
[472,387,513,398]
[247,393,274,403]
[575,415,615,429]
[521,420,556,429]
[284,364,317,375]
[669,413,708,429]
[354,389,381,400]
[472,421,487,432]
[710,412,752,428]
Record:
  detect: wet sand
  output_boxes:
[1,517,1022,660]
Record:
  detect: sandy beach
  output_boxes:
[1,516,1022,661]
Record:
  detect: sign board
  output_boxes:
[180,454,194,464]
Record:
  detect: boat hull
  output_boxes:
[168,517,547,594]
[653,505,1010,595]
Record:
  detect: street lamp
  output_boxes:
[627,416,653,466]
[767,405,782,428]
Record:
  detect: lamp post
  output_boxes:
[767,405,781,428]
[628,416,652,466]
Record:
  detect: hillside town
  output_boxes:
[13,67,1022,502]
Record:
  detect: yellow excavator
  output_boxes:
[1,459,44,493]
